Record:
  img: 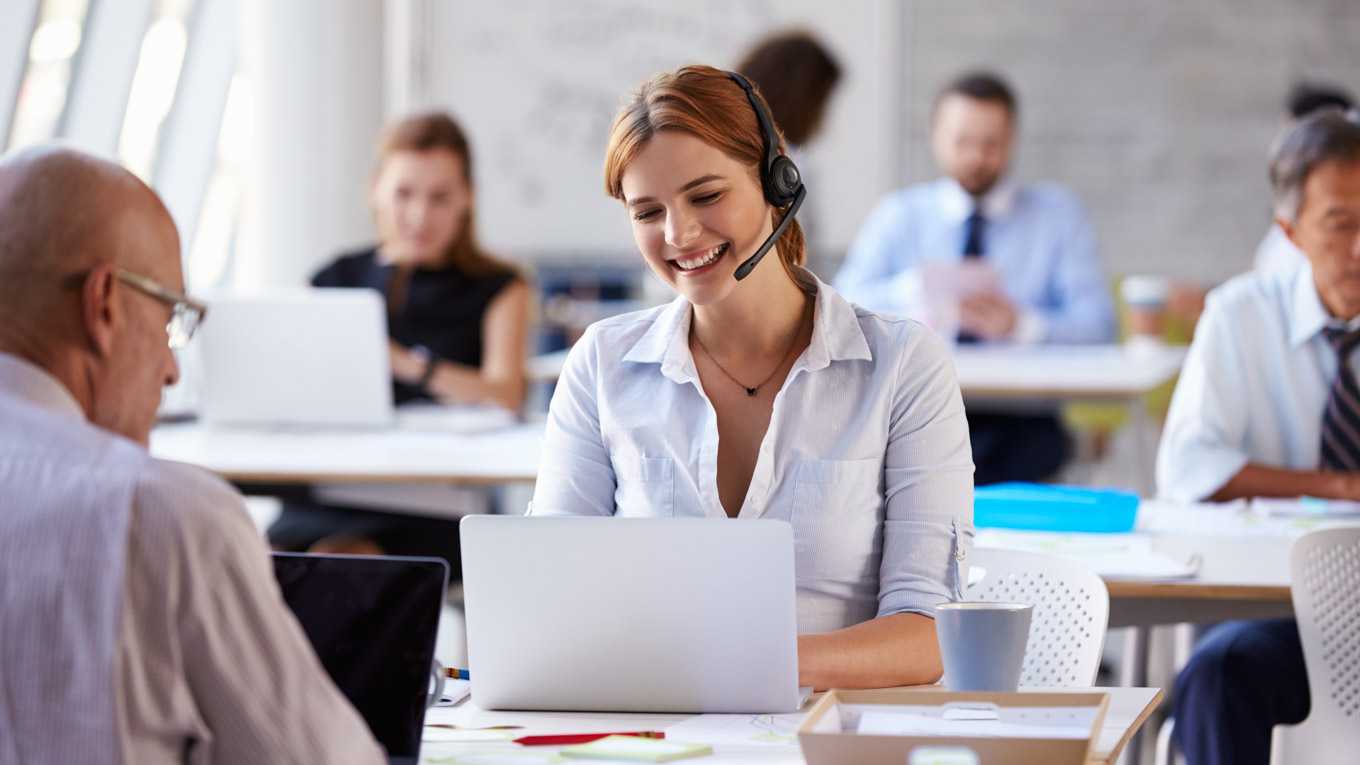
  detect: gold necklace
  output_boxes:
[692,325,804,397]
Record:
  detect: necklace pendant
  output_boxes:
[746,387,757,397]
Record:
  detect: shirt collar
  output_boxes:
[621,270,872,384]
[1288,262,1360,347]
[0,351,86,421]
[937,176,1018,225]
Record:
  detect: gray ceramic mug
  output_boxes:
[935,602,1033,692]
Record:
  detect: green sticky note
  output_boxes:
[559,735,712,762]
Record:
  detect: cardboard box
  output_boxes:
[797,689,1110,765]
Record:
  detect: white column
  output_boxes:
[0,0,41,148]
[238,0,385,289]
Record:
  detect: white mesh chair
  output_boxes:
[967,547,1110,687]
[1268,526,1360,765]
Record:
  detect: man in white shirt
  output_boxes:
[834,71,1115,484]
[0,145,384,764]
[1157,109,1360,765]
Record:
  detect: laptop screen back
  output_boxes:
[272,553,448,765]
[198,289,394,428]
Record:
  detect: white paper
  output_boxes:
[973,529,1199,581]
[664,712,807,745]
[853,705,1097,740]
[1251,497,1360,518]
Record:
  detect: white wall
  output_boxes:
[424,0,901,274]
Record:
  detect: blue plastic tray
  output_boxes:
[973,482,1139,533]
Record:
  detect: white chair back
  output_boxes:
[1269,526,1360,765]
[968,547,1110,687]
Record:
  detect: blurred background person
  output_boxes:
[834,70,1115,485]
[1253,79,1355,275]
[735,29,842,151]
[267,111,529,573]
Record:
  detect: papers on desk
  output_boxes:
[395,402,518,434]
[975,529,1200,581]
[850,704,1099,740]
[663,712,807,746]
[1251,496,1360,518]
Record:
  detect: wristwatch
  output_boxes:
[410,344,438,391]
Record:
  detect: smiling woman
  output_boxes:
[530,65,976,691]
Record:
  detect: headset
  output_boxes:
[725,70,808,281]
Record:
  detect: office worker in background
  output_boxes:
[834,71,1116,485]
[736,30,841,150]
[1156,109,1360,765]
[531,65,974,691]
[0,146,382,764]
[1253,80,1354,275]
[267,112,529,569]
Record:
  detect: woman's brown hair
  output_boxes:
[375,111,512,278]
[602,65,809,288]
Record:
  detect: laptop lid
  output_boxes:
[198,289,393,428]
[460,516,801,714]
[272,553,449,765]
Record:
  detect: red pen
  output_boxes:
[513,731,665,746]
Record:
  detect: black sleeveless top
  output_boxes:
[312,247,520,405]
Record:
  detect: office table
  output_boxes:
[421,686,1162,765]
[149,420,544,485]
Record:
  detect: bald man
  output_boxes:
[0,146,384,764]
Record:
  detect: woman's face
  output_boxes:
[619,130,773,306]
[371,148,472,267]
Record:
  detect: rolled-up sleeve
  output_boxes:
[877,327,975,619]
[1156,295,1251,501]
[531,326,618,516]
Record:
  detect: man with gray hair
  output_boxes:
[0,145,384,764]
[1155,108,1360,764]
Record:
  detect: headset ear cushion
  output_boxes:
[766,156,802,207]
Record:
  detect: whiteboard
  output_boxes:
[427,0,900,263]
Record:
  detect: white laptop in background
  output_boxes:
[459,516,807,714]
[197,288,393,428]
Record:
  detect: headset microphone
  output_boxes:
[725,71,807,282]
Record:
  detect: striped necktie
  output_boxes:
[1319,326,1360,471]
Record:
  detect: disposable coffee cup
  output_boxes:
[1120,275,1170,345]
[935,602,1033,692]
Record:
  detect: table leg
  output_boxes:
[1120,627,1151,764]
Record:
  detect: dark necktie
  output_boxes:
[1319,326,1360,471]
[962,209,986,259]
[957,208,986,344]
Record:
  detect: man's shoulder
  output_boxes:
[132,456,255,547]
[1016,182,1086,215]
[1205,269,1294,316]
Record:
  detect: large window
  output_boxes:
[6,0,90,150]
[119,0,196,180]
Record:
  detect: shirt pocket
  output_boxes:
[791,457,882,582]
[611,456,675,517]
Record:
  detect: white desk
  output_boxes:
[149,421,544,485]
[421,686,1162,765]
[529,343,1186,395]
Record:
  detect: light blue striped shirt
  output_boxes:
[531,274,974,635]
[834,177,1116,344]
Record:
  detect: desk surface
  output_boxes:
[149,421,544,484]
[531,344,1187,400]
[421,686,1161,765]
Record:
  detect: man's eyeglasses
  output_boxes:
[112,268,208,350]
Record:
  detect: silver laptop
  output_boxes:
[197,289,393,428]
[460,516,803,713]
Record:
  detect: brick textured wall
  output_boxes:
[891,0,1360,286]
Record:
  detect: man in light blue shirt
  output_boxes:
[1157,109,1360,765]
[834,71,1115,484]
